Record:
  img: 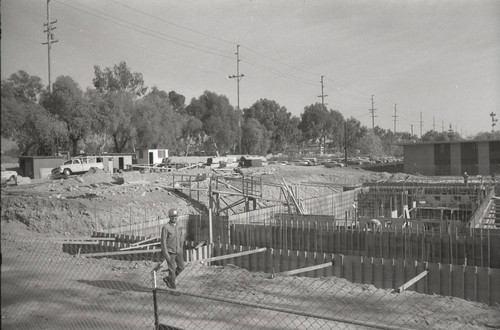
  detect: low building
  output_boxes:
[240,156,266,167]
[101,153,134,172]
[136,149,168,166]
[19,156,65,179]
[402,139,500,176]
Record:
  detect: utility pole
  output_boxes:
[344,121,348,166]
[318,76,328,109]
[410,124,414,139]
[317,76,328,154]
[229,45,244,153]
[42,0,58,93]
[392,104,398,133]
[491,112,498,134]
[442,120,444,132]
[369,95,377,130]
[419,112,423,139]
[433,116,436,132]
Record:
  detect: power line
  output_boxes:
[84,0,386,104]
[104,0,433,126]
[55,0,234,60]
[241,45,320,79]
[56,0,321,89]
[106,0,328,88]
[241,59,317,86]
[108,0,236,46]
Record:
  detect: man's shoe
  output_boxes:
[162,277,174,289]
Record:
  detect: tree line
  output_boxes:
[2,62,495,158]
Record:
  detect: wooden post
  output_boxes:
[480,229,483,267]
[488,229,491,268]
[208,209,213,245]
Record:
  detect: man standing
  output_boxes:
[161,208,184,289]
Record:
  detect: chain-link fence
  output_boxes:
[3,210,500,329]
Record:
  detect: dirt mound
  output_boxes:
[80,167,116,184]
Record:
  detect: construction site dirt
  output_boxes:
[2,164,500,329]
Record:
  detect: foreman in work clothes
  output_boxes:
[161,208,185,289]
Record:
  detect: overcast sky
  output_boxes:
[2,0,499,136]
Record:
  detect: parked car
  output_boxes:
[1,166,18,186]
[51,156,104,177]
[324,161,344,168]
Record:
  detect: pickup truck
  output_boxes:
[1,166,18,186]
[51,156,104,177]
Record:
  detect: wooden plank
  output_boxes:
[130,236,156,246]
[395,270,428,293]
[119,242,160,251]
[277,261,334,277]
[198,247,267,263]
[82,248,162,257]
[61,241,101,245]
[56,237,115,242]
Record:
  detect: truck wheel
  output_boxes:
[63,169,72,176]
[5,176,16,186]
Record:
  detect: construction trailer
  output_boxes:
[18,156,65,179]
[136,149,168,166]
[240,156,265,167]
[401,139,500,176]
[101,153,134,172]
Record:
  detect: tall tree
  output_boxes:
[98,91,137,153]
[244,99,298,153]
[134,89,183,150]
[241,118,269,154]
[41,76,92,155]
[421,130,462,142]
[1,82,65,155]
[299,103,335,150]
[93,61,147,96]
[358,131,384,156]
[168,90,186,113]
[344,117,367,154]
[90,62,151,152]
[327,110,345,151]
[179,116,204,156]
[5,70,44,102]
[185,91,240,154]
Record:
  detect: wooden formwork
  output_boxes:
[227,223,500,269]
[207,244,500,306]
